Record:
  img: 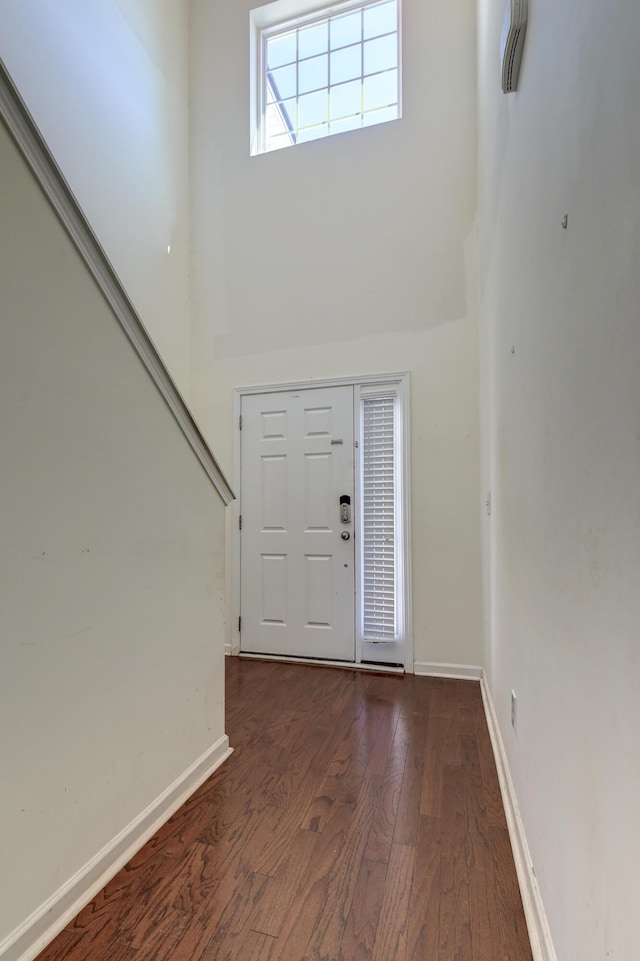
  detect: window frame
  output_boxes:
[355,379,409,665]
[250,0,402,155]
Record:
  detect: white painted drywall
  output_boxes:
[0,0,192,396]
[0,121,226,953]
[478,0,640,957]
[190,0,483,668]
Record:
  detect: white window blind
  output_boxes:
[361,393,397,640]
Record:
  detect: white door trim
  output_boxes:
[232,373,413,671]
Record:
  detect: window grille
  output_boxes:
[256,0,401,154]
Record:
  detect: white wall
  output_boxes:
[0,0,192,395]
[478,1,640,958]
[190,0,483,668]
[0,121,227,960]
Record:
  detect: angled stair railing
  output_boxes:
[0,57,234,507]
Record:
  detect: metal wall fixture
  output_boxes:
[501,0,528,93]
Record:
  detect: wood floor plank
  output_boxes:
[35,930,86,961]
[399,674,432,719]
[145,797,221,861]
[439,766,472,961]
[429,679,455,719]
[406,815,442,961]
[444,720,464,767]
[249,829,319,938]
[363,739,406,863]
[253,767,324,876]
[392,714,428,846]
[226,929,278,961]
[41,923,136,961]
[361,696,401,777]
[369,842,415,961]
[300,774,359,833]
[65,850,165,950]
[473,697,509,829]
[198,871,271,961]
[34,658,533,961]
[73,941,138,961]
[420,715,450,818]
[339,858,388,961]
[170,841,235,917]
[270,803,357,961]
[290,775,382,960]
[128,906,191,960]
[140,908,220,961]
[265,722,333,810]
[439,835,473,961]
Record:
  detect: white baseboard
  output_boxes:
[413,661,483,680]
[225,643,232,655]
[480,675,557,961]
[2,736,232,961]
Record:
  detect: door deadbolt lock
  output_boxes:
[339,494,351,524]
[341,530,351,540]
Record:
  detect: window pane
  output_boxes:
[265,103,284,139]
[363,1,397,40]
[266,99,297,139]
[330,44,361,85]
[269,63,297,100]
[330,114,363,135]
[266,32,296,69]
[298,21,328,59]
[363,34,397,75]
[267,131,295,151]
[297,123,329,142]
[330,10,362,50]
[299,53,328,94]
[329,78,361,120]
[279,98,298,129]
[363,69,397,110]
[363,104,398,126]
[298,88,328,127]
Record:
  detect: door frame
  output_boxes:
[231,372,413,671]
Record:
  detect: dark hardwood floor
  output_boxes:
[37,657,533,961]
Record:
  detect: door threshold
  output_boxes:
[238,651,404,675]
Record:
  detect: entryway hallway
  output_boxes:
[36,658,533,961]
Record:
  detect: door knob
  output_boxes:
[341,531,351,540]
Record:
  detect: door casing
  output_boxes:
[231,372,413,671]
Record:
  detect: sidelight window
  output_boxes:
[358,384,407,650]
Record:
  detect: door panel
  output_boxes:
[261,554,287,623]
[262,456,287,529]
[241,386,355,660]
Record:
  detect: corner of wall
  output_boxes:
[479,673,557,961]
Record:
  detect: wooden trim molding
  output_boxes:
[480,673,558,961]
[414,661,483,680]
[0,58,234,507]
[0,736,232,961]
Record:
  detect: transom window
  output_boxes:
[252,0,401,154]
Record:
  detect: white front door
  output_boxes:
[240,386,355,660]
